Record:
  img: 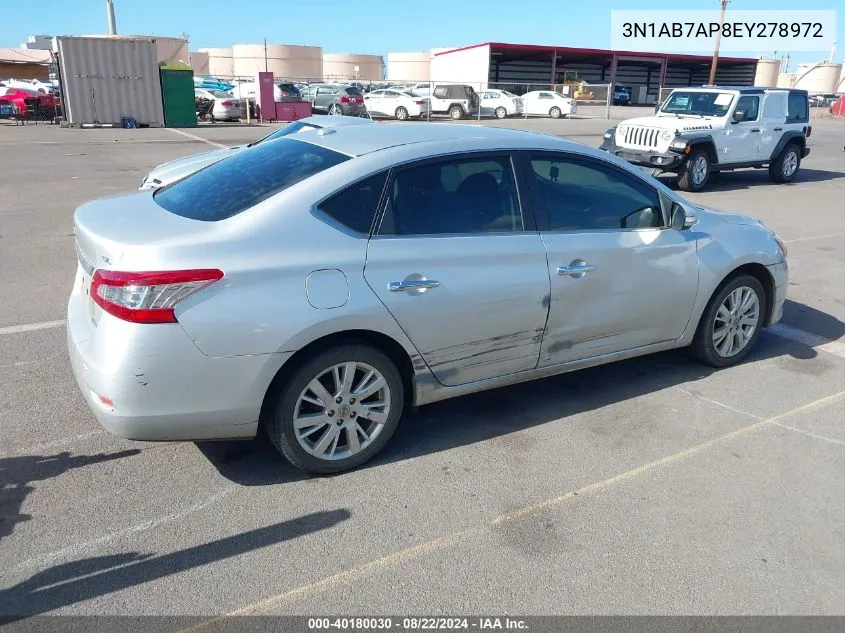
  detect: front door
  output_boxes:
[725,94,762,162]
[364,153,550,386]
[522,152,699,365]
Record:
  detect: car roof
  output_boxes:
[292,122,575,157]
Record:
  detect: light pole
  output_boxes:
[105,0,117,35]
[708,0,729,85]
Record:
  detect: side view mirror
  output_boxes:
[732,110,747,123]
[670,202,697,230]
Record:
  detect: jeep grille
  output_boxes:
[618,125,662,150]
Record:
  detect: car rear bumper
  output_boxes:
[66,275,289,441]
[340,103,367,116]
[214,105,241,119]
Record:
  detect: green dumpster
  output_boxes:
[160,68,196,127]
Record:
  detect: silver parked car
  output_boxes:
[139,115,374,190]
[69,124,789,474]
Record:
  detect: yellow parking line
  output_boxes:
[179,388,845,630]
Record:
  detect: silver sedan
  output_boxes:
[68,123,789,474]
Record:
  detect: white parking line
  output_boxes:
[773,422,845,446]
[0,319,66,335]
[768,323,845,359]
[785,231,845,244]
[166,128,228,149]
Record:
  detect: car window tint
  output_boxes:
[380,156,523,236]
[529,155,662,231]
[787,93,808,122]
[433,87,447,98]
[154,138,350,222]
[736,95,759,121]
[317,171,388,234]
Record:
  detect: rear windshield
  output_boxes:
[344,87,363,96]
[154,138,350,221]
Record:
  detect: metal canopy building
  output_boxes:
[430,42,759,104]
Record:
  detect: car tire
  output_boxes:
[266,344,405,474]
[494,106,507,119]
[449,105,463,120]
[395,106,409,121]
[769,143,801,183]
[549,106,562,119]
[677,149,710,192]
[329,104,343,116]
[691,274,766,368]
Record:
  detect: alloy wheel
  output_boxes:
[783,150,798,177]
[293,362,391,461]
[712,286,760,358]
[692,155,708,185]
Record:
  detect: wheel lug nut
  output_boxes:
[349,398,355,404]
[327,410,334,417]
[335,396,342,404]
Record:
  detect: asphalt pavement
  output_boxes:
[1,112,843,620]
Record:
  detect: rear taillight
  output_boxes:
[805,126,812,137]
[415,100,424,105]
[221,100,234,106]
[91,269,224,324]
[340,96,350,103]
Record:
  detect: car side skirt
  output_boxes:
[413,340,678,407]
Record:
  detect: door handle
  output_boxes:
[558,263,596,276]
[388,279,440,292]
[773,127,782,131]
[751,128,761,133]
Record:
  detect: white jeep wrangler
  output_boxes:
[600,86,811,192]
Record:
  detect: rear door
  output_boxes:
[522,151,699,365]
[757,92,786,158]
[364,153,550,386]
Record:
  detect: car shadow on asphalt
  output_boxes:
[0,449,141,542]
[0,508,350,619]
[196,300,843,487]
[658,167,845,192]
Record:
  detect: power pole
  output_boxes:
[264,38,268,72]
[708,0,729,85]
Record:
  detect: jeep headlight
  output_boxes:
[670,139,688,149]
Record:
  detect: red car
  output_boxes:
[0,86,60,118]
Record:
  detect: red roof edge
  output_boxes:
[435,41,757,64]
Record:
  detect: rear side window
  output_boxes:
[787,93,808,123]
[317,172,388,234]
[154,138,349,221]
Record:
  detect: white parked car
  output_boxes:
[407,82,432,96]
[523,91,577,119]
[2,78,58,94]
[364,89,430,120]
[479,89,524,119]
[195,88,242,122]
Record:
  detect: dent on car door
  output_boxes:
[523,152,699,366]
[364,153,551,386]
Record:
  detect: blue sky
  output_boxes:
[2,0,841,68]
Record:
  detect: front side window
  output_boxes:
[379,155,523,236]
[528,154,663,231]
[539,92,553,99]
[317,172,388,234]
[735,95,759,121]
[154,138,350,221]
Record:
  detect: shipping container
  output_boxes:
[55,36,164,127]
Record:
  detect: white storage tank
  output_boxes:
[754,58,780,87]
[232,44,322,80]
[199,47,234,77]
[323,53,384,81]
[190,51,209,76]
[387,52,430,82]
[794,63,841,93]
[777,72,796,88]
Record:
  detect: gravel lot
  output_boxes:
[1,111,844,620]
